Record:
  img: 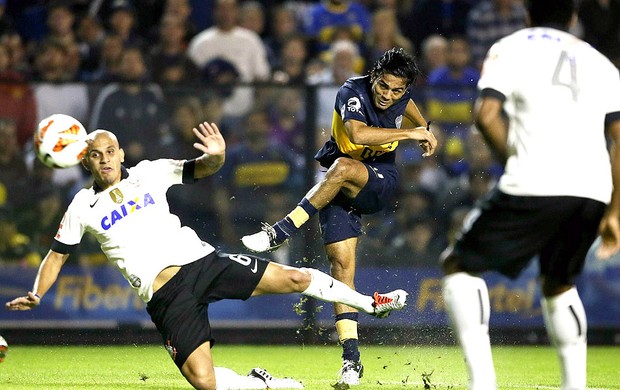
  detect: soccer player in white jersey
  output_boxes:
[439,0,620,389]
[5,122,407,390]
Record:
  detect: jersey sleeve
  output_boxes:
[477,38,518,98]
[53,200,85,249]
[132,159,185,188]
[337,85,368,124]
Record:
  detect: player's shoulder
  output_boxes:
[341,76,370,94]
[67,186,97,210]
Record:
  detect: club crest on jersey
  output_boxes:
[109,188,124,204]
[395,115,403,129]
[101,193,155,230]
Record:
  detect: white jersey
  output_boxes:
[478,27,620,203]
[54,159,215,302]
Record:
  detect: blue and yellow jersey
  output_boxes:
[315,76,412,168]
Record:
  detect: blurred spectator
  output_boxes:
[309,39,361,144]
[268,87,306,155]
[45,2,77,48]
[88,33,124,82]
[466,0,527,70]
[31,40,89,123]
[271,33,309,84]
[76,15,107,79]
[263,3,301,68]
[239,0,266,37]
[187,0,270,82]
[365,7,414,69]
[89,47,170,167]
[163,0,198,41]
[16,185,65,257]
[0,42,37,148]
[302,0,371,70]
[187,0,270,131]
[0,206,42,267]
[418,34,448,84]
[105,0,145,49]
[214,108,302,247]
[148,13,200,86]
[385,214,444,266]
[405,0,472,60]
[1,32,29,74]
[31,39,89,190]
[578,0,620,67]
[0,118,29,209]
[425,36,479,139]
[0,0,15,37]
[31,40,70,82]
[308,39,361,85]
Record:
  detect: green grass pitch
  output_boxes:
[0,344,618,389]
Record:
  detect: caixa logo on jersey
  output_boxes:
[101,193,155,230]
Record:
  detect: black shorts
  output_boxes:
[319,162,398,244]
[447,188,605,283]
[146,252,269,369]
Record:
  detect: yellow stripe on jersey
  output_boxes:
[331,109,399,161]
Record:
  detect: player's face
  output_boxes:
[371,73,408,110]
[83,133,125,190]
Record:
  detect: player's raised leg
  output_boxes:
[252,262,407,317]
[241,158,368,253]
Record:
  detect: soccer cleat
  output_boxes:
[372,289,408,318]
[336,359,364,386]
[248,367,304,389]
[241,222,287,253]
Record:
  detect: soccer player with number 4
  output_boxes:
[439,1,620,389]
[5,122,408,390]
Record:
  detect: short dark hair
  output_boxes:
[526,0,575,28]
[369,47,420,87]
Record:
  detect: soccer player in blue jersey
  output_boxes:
[242,47,437,385]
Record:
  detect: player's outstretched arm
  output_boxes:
[597,119,620,259]
[5,250,68,311]
[192,121,226,179]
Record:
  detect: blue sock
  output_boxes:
[272,198,318,243]
[336,312,360,362]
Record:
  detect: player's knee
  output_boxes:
[326,158,356,181]
[540,277,573,297]
[291,267,312,292]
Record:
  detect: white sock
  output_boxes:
[301,268,374,313]
[442,272,496,390]
[214,367,266,390]
[541,287,587,390]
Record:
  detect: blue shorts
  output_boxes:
[319,162,398,245]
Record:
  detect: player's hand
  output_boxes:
[596,213,620,260]
[5,292,40,311]
[410,124,438,157]
[193,122,226,157]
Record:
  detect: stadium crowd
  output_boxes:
[0,0,619,269]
